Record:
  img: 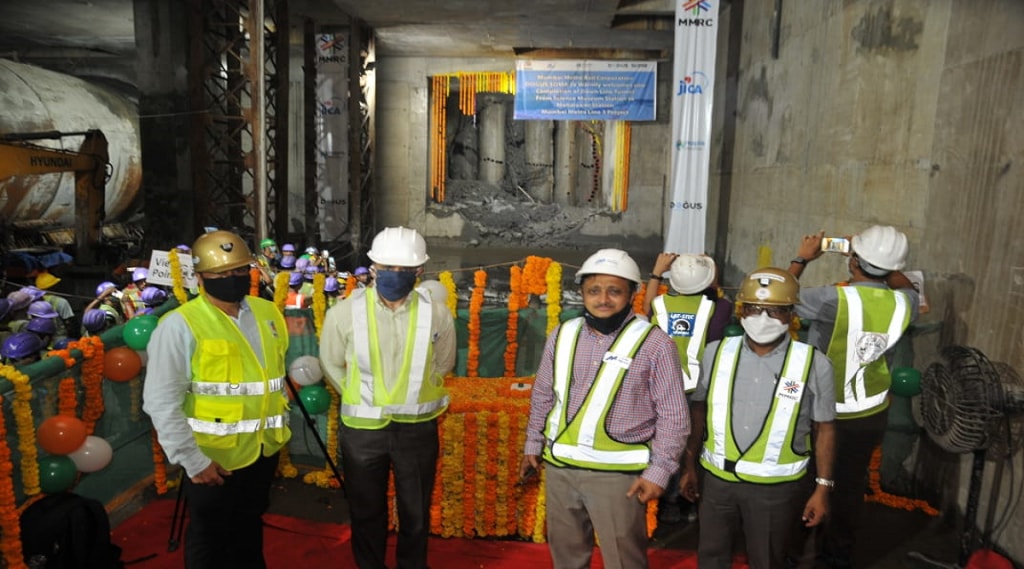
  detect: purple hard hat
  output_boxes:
[288,272,303,286]
[20,286,46,301]
[294,257,310,272]
[26,317,57,336]
[282,243,296,252]
[83,309,108,332]
[131,267,149,282]
[279,256,296,269]
[0,299,10,321]
[53,338,72,350]
[6,291,33,311]
[354,266,369,276]
[135,307,153,316]
[2,332,43,360]
[96,281,118,297]
[324,277,339,293]
[27,301,59,319]
[141,287,168,306]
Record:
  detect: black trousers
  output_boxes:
[340,419,439,569]
[184,452,278,569]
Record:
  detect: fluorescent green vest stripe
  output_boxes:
[542,318,654,471]
[179,295,290,470]
[828,286,910,419]
[651,294,716,392]
[701,337,813,484]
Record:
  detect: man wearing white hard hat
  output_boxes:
[520,248,689,569]
[787,226,919,569]
[320,226,455,569]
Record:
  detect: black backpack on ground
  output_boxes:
[19,492,124,569]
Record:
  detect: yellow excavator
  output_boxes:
[0,130,109,265]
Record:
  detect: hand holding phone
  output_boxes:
[820,237,850,254]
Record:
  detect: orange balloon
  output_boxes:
[37,415,88,455]
[104,346,143,382]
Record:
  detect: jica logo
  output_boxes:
[677,71,708,95]
[670,201,703,210]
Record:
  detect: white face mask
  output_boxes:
[741,312,790,344]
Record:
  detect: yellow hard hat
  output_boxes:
[191,230,253,273]
[735,267,800,306]
[35,271,61,290]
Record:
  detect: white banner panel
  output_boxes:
[665,0,719,253]
[315,33,350,242]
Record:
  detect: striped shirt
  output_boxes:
[525,315,690,488]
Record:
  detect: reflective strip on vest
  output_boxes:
[190,376,285,396]
[546,318,653,467]
[187,412,288,435]
[285,293,305,309]
[652,295,714,392]
[346,289,435,419]
[703,337,812,480]
[835,288,908,415]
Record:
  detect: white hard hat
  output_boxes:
[852,225,908,272]
[575,249,642,285]
[367,226,429,267]
[669,254,716,294]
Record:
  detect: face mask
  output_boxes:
[583,303,634,335]
[741,312,790,344]
[203,274,250,303]
[375,270,418,301]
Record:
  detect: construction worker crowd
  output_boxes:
[250,238,373,309]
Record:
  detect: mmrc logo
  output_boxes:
[677,71,709,95]
[682,0,711,13]
[679,0,714,26]
[783,380,800,394]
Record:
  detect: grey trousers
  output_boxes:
[544,466,649,569]
[697,473,805,569]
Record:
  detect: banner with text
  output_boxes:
[514,60,656,121]
[664,0,719,254]
[315,33,350,242]
[146,251,197,289]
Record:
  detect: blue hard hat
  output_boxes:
[2,332,43,360]
[26,317,57,336]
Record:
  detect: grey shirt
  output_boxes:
[142,300,266,478]
[795,282,919,356]
[692,336,836,452]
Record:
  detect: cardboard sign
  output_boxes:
[147,250,198,288]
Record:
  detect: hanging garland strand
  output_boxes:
[0,364,39,496]
[168,251,189,305]
[466,269,487,377]
[0,395,27,569]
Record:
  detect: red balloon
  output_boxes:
[37,415,88,455]
[104,346,142,382]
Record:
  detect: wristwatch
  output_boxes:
[791,257,808,265]
[648,273,663,280]
[815,477,835,488]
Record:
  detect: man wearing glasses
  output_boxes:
[679,267,836,569]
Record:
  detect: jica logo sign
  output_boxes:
[677,71,709,95]
[670,201,703,210]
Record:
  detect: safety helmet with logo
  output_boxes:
[2,332,43,360]
[260,238,277,249]
[20,286,45,301]
[851,225,908,273]
[35,271,61,290]
[288,272,303,287]
[192,230,253,273]
[26,317,57,336]
[669,254,716,295]
[27,301,59,319]
[82,309,108,332]
[367,227,429,267]
[324,276,339,293]
[131,267,149,283]
[141,287,168,306]
[736,267,800,306]
[96,281,118,297]
[0,299,9,321]
[354,266,369,276]
[6,291,33,312]
[575,249,642,285]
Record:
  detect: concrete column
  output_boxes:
[479,94,506,185]
[553,121,576,206]
[524,120,554,202]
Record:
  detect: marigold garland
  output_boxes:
[249,267,261,297]
[0,364,39,496]
[168,251,189,305]
[71,337,105,435]
[0,395,27,569]
[152,430,170,495]
[312,272,327,336]
[58,378,78,417]
[277,446,298,479]
[864,445,939,515]
[343,276,357,298]
[634,283,648,315]
[273,272,290,311]
[466,270,487,377]
[503,266,522,377]
[301,382,341,489]
[439,271,458,317]
[522,256,551,298]
[545,262,562,336]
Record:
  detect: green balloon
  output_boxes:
[123,315,159,350]
[298,385,331,414]
[39,455,77,494]
[890,367,922,397]
[724,323,744,337]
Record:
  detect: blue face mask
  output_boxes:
[375,270,418,301]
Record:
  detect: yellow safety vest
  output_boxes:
[829,286,910,418]
[340,288,449,429]
[178,295,290,470]
[651,294,716,392]
[541,318,655,472]
[701,337,814,484]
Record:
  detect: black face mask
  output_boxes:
[583,303,634,335]
[203,274,250,303]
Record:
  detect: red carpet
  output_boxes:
[113,499,739,568]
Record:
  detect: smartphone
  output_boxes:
[821,237,850,254]
[517,466,538,486]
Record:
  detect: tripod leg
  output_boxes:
[286,377,346,494]
[167,472,187,552]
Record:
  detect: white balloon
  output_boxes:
[418,280,449,306]
[289,355,324,386]
[68,436,113,473]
